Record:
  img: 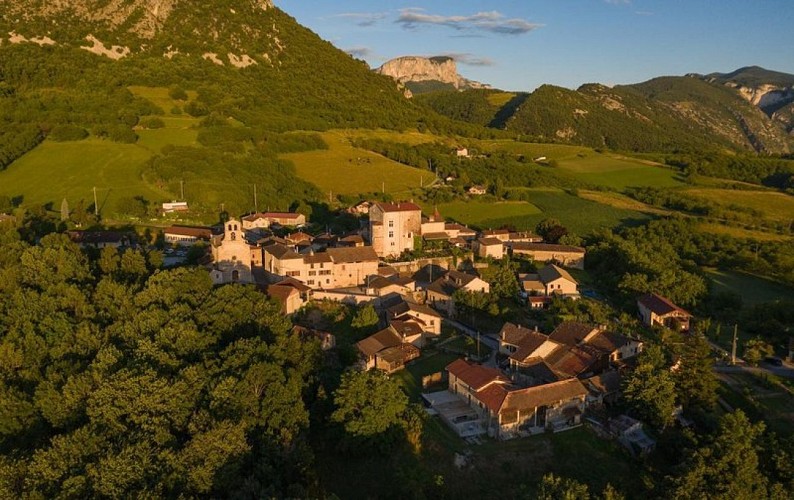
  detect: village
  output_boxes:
[62,199,704,455]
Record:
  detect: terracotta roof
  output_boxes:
[390,320,424,338]
[427,277,459,297]
[163,226,213,239]
[266,284,299,302]
[388,300,442,319]
[637,293,691,317]
[477,237,503,246]
[339,235,364,244]
[275,276,312,292]
[286,231,313,243]
[509,242,585,254]
[501,378,588,413]
[510,334,557,364]
[446,358,511,391]
[476,383,512,412]
[356,327,402,357]
[326,246,378,263]
[499,323,539,346]
[303,252,333,264]
[482,229,510,236]
[422,231,450,241]
[367,276,399,290]
[264,244,302,260]
[548,322,600,346]
[538,264,577,285]
[545,345,601,378]
[584,371,621,395]
[374,201,422,213]
[585,331,632,353]
[515,358,560,384]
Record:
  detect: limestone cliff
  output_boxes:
[376,56,490,94]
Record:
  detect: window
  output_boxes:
[326,279,330,284]
[307,280,315,285]
[388,231,394,238]
[310,263,315,269]
[388,220,394,228]
[308,271,316,276]
[286,271,300,277]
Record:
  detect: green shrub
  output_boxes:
[48,124,89,142]
[140,117,166,129]
[168,85,189,101]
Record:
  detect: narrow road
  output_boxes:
[442,318,499,350]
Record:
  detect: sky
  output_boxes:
[275,1,794,92]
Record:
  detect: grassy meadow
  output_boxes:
[685,188,794,224]
[425,200,542,228]
[0,139,167,216]
[705,268,794,306]
[281,130,431,196]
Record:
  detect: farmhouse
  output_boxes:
[508,242,586,270]
[519,264,580,300]
[356,325,420,373]
[637,293,692,331]
[369,201,422,258]
[163,225,215,246]
[387,300,442,335]
[445,359,588,439]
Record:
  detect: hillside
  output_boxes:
[420,75,793,154]
[0,0,477,218]
[376,56,491,96]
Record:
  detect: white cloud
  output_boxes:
[333,12,387,27]
[395,8,542,35]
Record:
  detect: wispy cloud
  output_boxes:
[396,8,542,35]
[333,12,387,27]
[634,10,654,16]
[604,0,631,4]
[345,46,374,59]
[443,53,495,67]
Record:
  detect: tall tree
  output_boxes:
[622,345,677,429]
[331,370,408,438]
[60,198,69,222]
[670,410,767,499]
[673,332,718,411]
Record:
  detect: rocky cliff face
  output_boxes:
[376,56,490,94]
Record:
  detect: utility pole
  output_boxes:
[731,324,738,365]
[180,180,185,200]
[92,186,98,216]
[382,181,385,194]
[253,184,258,212]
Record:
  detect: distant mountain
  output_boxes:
[376,56,491,96]
[419,70,794,154]
[693,66,794,134]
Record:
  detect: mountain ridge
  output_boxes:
[376,55,491,96]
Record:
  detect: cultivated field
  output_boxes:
[685,188,794,224]
[557,153,683,189]
[0,139,166,216]
[578,190,671,215]
[281,131,431,196]
[427,200,542,228]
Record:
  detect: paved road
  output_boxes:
[715,363,794,380]
[442,318,499,350]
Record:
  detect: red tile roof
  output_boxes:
[375,201,422,213]
[501,378,588,412]
[446,358,510,391]
[637,293,691,317]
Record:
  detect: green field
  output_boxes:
[697,223,792,242]
[281,130,431,196]
[476,139,590,159]
[128,85,199,113]
[0,139,167,216]
[486,92,517,107]
[686,188,794,223]
[705,268,794,306]
[557,154,683,189]
[340,128,444,146]
[427,200,542,228]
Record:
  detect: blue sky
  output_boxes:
[275,1,794,91]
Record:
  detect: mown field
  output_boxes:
[0,139,167,216]
[281,130,431,196]
[425,200,542,228]
[685,188,794,224]
[705,268,794,306]
[557,154,683,190]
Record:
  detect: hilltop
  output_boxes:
[418,71,794,154]
[376,56,491,95]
